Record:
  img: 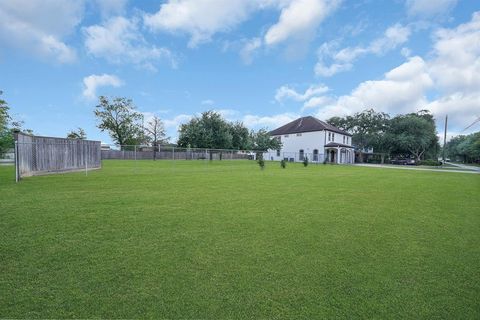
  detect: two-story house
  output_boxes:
[264,116,354,164]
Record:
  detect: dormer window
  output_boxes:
[296,133,302,136]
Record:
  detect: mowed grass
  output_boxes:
[1,160,479,319]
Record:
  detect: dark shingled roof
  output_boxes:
[269,116,352,136]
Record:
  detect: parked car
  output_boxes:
[390,158,416,165]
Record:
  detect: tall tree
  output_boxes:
[327,109,390,162]
[144,115,168,160]
[66,128,87,140]
[230,121,252,150]
[94,96,144,149]
[0,91,12,155]
[446,131,480,163]
[388,111,438,161]
[177,111,233,149]
[251,128,282,151]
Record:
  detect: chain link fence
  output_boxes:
[100,144,256,161]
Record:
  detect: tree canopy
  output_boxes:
[177,111,280,151]
[445,131,480,163]
[388,111,438,160]
[327,109,439,161]
[94,96,145,148]
[66,128,87,140]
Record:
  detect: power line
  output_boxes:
[461,116,480,132]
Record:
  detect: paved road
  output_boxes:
[445,162,480,172]
[354,163,480,174]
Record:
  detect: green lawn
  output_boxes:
[1,160,479,319]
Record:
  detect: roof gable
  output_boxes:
[269,116,352,136]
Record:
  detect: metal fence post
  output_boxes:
[134,145,137,173]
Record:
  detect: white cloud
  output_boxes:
[275,84,331,110]
[84,16,176,70]
[242,113,299,129]
[93,0,128,18]
[275,84,329,102]
[310,12,480,132]
[406,0,457,18]
[144,0,339,54]
[315,24,411,76]
[428,12,480,95]
[144,0,259,48]
[0,0,83,63]
[332,56,433,115]
[201,99,215,106]
[240,38,262,64]
[82,74,123,100]
[264,0,341,47]
[164,114,193,130]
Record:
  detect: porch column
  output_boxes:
[337,147,340,164]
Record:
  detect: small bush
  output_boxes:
[257,158,265,170]
[280,159,286,168]
[323,158,327,165]
[417,159,442,166]
[303,156,309,167]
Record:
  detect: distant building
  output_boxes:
[264,116,354,164]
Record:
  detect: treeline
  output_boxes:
[93,97,280,152]
[445,132,480,163]
[327,109,439,162]
[0,91,33,156]
[177,110,281,151]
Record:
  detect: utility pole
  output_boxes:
[442,115,448,162]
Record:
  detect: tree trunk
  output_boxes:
[153,143,156,161]
[380,153,385,164]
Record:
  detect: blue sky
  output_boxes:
[0,0,479,144]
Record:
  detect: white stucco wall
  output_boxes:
[264,130,353,163]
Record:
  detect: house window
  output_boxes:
[296,133,302,136]
[276,149,280,157]
[346,137,349,144]
[332,133,335,141]
[299,149,304,161]
[313,149,318,161]
[343,136,345,144]
[328,132,331,141]
[284,134,289,138]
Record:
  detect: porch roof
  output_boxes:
[324,142,354,148]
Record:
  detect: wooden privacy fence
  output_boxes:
[15,133,101,180]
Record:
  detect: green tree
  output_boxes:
[388,111,438,161]
[251,128,281,151]
[230,121,252,150]
[327,109,390,162]
[94,96,144,149]
[446,131,480,163]
[177,111,234,149]
[0,91,12,156]
[66,128,87,140]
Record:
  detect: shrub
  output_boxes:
[417,159,442,166]
[280,159,286,168]
[303,156,309,167]
[257,158,265,170]
[323,158,328,165]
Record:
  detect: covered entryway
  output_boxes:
[324,143,355,164]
